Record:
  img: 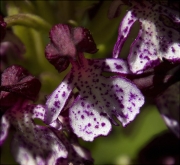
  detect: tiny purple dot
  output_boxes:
[95,125,99,129]
[101,123,105,127]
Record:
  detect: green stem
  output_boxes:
[4,13,51,31]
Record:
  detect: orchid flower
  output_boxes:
[0,65,66,165]
[109,0,180,74]
[44,24,144,141]
[0,65,93,165]
[2,103,68,165]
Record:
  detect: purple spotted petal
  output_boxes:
[103,58,130,74]
[7,104,67,165]
[113,1,180,74]
[69,55,144,141]
[12,128,67,165]
[45,72,75,124]
[70,95,112,141]
[155,82,180,138]
[113,9,137,58]
[32,104,62,130]
[0,115,10,146]
[86,58,130,74]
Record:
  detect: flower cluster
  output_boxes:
[0,0,179,164]
[44,24,144,141]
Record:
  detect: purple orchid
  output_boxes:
[3,103,67,165]
[0,66,66,165]
[0,65,93,165]
[45,24,144,141]
[109,0,180,74]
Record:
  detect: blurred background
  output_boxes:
[0,1,172,164]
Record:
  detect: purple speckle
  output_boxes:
[171,47,175,53]
[101,83,106,87]
[123,26,128,33]
[54,101,60,108]
[62,91,66,97]
[88,123,91,127]
[51,108,56,112]
[100,112,107,116]
[119,104,124,109]
[115,64,123,70]
[81,115,84,119]
[119,113,128,119]
[95,125,99,129]
[132,102,136,107]
[101,123,105,127]
[81,102,85,107]
[128,107,132,112]
[128,19,133,24]
[130,93,137,101]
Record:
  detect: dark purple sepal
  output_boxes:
[45,24,98,72]
[72,26,98,54]
[45,43,70,72]
[0,65,41,107]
